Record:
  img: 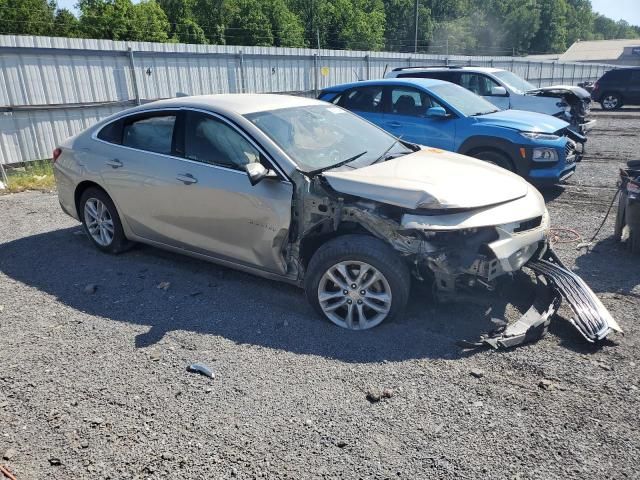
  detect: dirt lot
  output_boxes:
[1,108,639,480]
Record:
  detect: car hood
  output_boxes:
[473,109,569,133]
[527,85,591,100]
[322,148,530,210]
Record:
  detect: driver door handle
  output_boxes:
[106,159,123,169]
[387,121,402,127]
[176,173,198,185]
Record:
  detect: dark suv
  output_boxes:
[592,67,640,110]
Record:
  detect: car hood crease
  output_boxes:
[323,149,530,210]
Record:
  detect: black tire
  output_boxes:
[600,93,623,110]
[473,149,515,172]
[629,226,640,255]
[305,234,411,329]
[613,191,626,241]
[79,187,132,254]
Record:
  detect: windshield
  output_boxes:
[428,83,499,117]
[493,70,536,94]
[246,104,411,173]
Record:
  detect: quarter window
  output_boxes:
[122,115,176,155]
[184,112,260,170]
[340,87,383,113]
[97,120,122,144]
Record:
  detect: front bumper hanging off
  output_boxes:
[460,248,622,349]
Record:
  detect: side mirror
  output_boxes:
[426,106,448,118]
[245,162,278,186]
[490,86,508,96]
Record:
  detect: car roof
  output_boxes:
[136,94,326,115]
[392,66,503,74]
[325,77,451,91]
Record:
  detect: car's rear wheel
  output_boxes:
[79,187,131,254]
[305,235,410,330]
[601,93,622,110]
[473,150,515,172]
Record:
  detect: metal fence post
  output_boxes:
[538,62,543,87]
[571,63,576,85]
[313,53,319,96]
[550,61,555,85]
[239,50,246,93]
[127,47,141,105]
[365,54,370,80]
[526,60,531,81]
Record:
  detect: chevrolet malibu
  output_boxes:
[53,95,619,345]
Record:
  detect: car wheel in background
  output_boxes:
[473,150,515,172]
[305,235,411,330]
[600,93,622,110]
[79,187,132,254]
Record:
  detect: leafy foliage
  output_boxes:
[1,0,639,54]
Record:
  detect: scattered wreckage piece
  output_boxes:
[186,363,215,379]
[528,250,622,342]
[461,249,622,350]
[458,274,560,350]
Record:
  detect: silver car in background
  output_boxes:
[53,94,619,346]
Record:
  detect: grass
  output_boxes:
[1,159,56,193]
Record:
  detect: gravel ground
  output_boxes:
[1,109,639,480]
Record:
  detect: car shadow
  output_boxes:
[0,226,544,363]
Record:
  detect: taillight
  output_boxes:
[592,81,599,92]
[52,147,62,163]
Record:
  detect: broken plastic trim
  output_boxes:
[460,248,621,350]
[528,250,622,342]
[458,274,561,350]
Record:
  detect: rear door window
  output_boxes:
[122,114,176,155]
[459,73,500,96]
[97,120,123,144]
[339,86,384,113]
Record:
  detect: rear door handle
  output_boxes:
[387,121,402,127]
[106,159,123,168]
[176,173,198,185]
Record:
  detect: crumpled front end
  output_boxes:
[527,85,595,135]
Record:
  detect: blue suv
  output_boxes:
[319,78,586,184]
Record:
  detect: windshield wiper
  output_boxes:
[306,150,368,176]
[372,136,403,164]
[469,110,498,117]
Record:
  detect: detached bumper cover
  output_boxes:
[460,249,622,349]
[528,253,622,342]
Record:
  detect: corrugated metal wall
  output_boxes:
[0,34,614,165]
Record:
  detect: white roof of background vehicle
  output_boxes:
[142,94,325,115]
[389,66,503,75]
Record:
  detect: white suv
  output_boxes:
[386,66,595,135]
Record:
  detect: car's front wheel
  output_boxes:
[79,187,131,253]
[473,149,515,172]
[305,235,411,330]
[600,93,622,110]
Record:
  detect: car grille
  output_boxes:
[514,216,543,233]
[565,140,576,163]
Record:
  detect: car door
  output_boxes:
[381,85,456,151]
[100,109,294,274]
[337,85,385,126]
[629,70,640,104]
[459,72,510,110]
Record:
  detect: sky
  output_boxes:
[56,0,640,27]
[590,0,640,26]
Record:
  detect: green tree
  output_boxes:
[0,0,56,35]
[530,0,568,53]
[383,0,434,52]
[54,8,81,37]
[129,0,170,42]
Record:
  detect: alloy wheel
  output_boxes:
[84,198,115,247]
[317,261,392,330]
[602,95,619,109]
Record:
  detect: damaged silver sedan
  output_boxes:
[52,94,621,347]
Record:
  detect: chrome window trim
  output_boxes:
[90,106,292,184]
